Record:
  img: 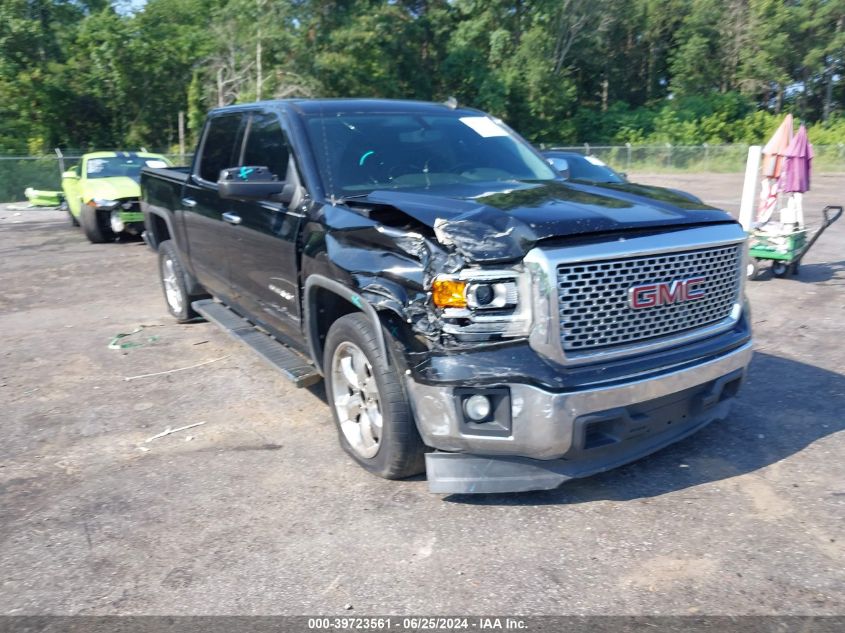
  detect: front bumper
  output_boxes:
[407,341,752,494]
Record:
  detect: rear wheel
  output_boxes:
[158,240,199,322]
[80,205,114,243]
[746,257,762,281]
[324,313,425,479]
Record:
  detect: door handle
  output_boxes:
[222,212,242,225]
[181,197,197,208]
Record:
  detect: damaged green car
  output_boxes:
[61,151,171,243]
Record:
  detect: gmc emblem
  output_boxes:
[628,277,706,309]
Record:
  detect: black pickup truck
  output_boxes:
[141,99,752,494]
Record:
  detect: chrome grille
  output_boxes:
[557,244,742,352]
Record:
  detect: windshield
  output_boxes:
[86,156,169,181]
[304,112,557,197]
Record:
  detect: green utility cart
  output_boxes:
[747,205,842,280]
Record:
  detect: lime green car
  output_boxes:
[61,151,171,243]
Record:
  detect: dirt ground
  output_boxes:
[1,172,843,616]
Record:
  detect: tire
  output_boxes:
[746,257,762,281]
[61,200,79,227]
[771,261,789,278]
[158,240,199,323]
[324,313,426,479]
[80,205,114,243]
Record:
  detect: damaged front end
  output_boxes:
[315,188,751,495]
[89,198,146,235]
[320,194,544,352]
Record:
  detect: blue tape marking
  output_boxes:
[239,167,255,180]
[358,151,375,167]
[351,295,362,309]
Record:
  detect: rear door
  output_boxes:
[226,110,305,339]
[181,112,246,301]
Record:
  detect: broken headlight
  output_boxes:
[431,268,532,342]
[87,198,120,210]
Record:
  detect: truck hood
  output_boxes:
[365,180,735,263]
[81,177,140,202]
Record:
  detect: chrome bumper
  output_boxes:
[407,342,753,493]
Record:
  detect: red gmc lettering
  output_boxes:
[628,277,707,309]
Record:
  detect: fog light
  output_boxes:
[463,394,492,421]
[110,211,125,233]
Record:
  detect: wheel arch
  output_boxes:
[305,276,392,374]
[143,209,175,251]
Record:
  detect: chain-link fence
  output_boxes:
[1,145,843,203]
[0,152,190,203]
[539,144,845,175]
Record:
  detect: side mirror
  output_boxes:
[218,166,284,200]
[62,170,78,179]
[547,157,570,180]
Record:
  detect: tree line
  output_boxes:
[1,0,843,155]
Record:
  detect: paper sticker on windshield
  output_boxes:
[585,156,606,166]
[460,116,509,138]
[87,159,107,174]
[145,160,167,168]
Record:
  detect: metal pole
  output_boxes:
[54,148,64,179]
[178,111,186,164]
[739,145,762,231]
[626,142,631,172]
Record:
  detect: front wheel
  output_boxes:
[324,313,426,479]
[771,261,789,278]
[80,205,114,243]
[158,240,199,323]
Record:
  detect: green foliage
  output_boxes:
[0,0,843,155]
[807,117,845,146]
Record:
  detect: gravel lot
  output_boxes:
[1,173,843,616]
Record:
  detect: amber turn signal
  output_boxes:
[431,277,467,308]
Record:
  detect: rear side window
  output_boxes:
[198,114,243,182]
[242,113,290,179]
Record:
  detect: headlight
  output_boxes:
[431,278,518,310]
[431,269,532,341]
[466,281,518,309]
[87,198,119,210]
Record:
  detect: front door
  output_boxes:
[226,111,305,340]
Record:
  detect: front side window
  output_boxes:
[242,113,290,179]
[198,114,244,182]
